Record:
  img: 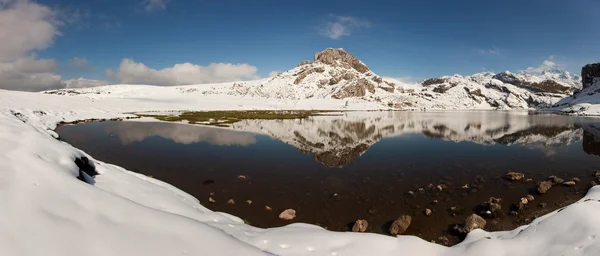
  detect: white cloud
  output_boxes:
[141,0,166,12]
[0,0,66,91]
[68,57,88,69]
[0,0,59,62]
[268,71,281,77]
[0,0,107,91]
[104,122,257,146]
[106,59,260,86]
[524,56,562,73]
[319,14,370,40]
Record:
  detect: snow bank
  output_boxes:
[1,89,600,255]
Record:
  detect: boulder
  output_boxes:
[537,181,553,194]
[279,209,296,220]
[352,219,368,232]
[457,214,486,233]
[389,215,412,235]
[563,181,576,187]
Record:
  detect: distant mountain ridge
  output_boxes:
[45,48,587,112]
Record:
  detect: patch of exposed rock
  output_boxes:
[294,67,325,84]
[332,78,375,99]
[493,72,572,94]
[314,48,370,73]
[389,215,412,235]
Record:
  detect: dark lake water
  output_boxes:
[57,111,600,244]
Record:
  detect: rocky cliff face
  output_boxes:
[582,63,600,88]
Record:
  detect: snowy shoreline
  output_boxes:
[2,89,600,255]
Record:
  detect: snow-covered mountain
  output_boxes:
[548,63,600,115]
[44,48,583,111]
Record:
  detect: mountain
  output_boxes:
[45,48,583,112]
[549,63,600,115]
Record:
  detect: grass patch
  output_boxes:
[137,110,340,127]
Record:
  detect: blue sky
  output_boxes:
[2,0,600,90]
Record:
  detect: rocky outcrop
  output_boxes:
[294,67,325,85]
[332,78,375,99]
[314,48,370,73]
[582,63,600,88]
[493,72,572,94]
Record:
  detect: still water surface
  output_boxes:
[57,111,600,242]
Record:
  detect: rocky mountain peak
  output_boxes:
[313,48,370,73]
[582,63,600,88]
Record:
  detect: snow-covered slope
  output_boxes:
[549,63,600,115]
[2,87,600,255]
[44,48,582,112]
[402,68,581,110]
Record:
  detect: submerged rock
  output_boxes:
[549,176,565,185]
[506,172,525,181]
[352,219,368,232]
[482,197,502,217]
[389,215,412,235]
[227,199,235,205]
[526,194,535,202]
[424,208,432,216]
[279,209,296,220]
[537,181,553,194]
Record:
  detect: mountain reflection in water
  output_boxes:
[59,111,600,168]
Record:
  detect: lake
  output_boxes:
[56,111,600,244]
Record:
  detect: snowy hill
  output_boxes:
[402,68,581,110]
[549,63,600,115]
[44,48,582,111]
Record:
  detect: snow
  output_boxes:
[2,88,600,255]
[549,79,600,116]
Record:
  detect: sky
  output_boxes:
[1,0,599,91]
